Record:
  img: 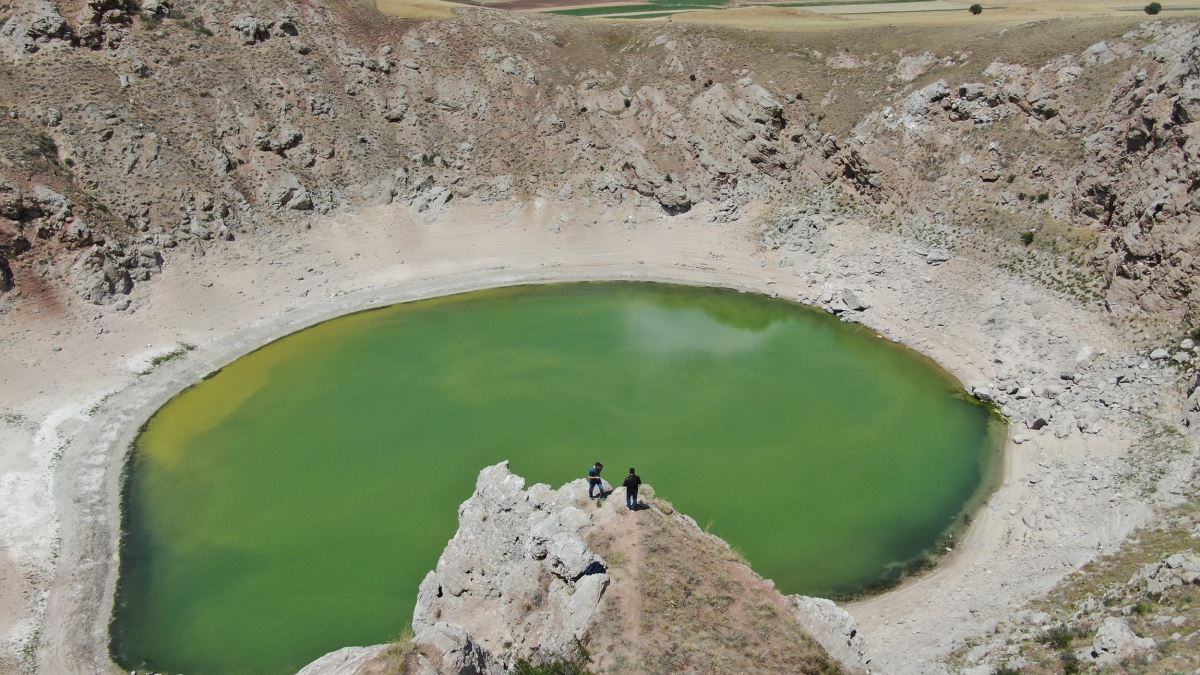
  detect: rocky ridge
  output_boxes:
[0,3,1196,330]
[300,462,867,674]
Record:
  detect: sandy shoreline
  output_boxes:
[1,198,1187,673]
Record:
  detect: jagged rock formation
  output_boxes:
[1074,23,1200,320]
[300,462,862,674]
[841,22,1200,325]
[0,1,835,308]
[301,462,619,674]
[412,463,611,664]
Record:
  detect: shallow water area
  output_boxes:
[112,282,1003,674]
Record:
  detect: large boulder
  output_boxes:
[230,15,270,46]
[72,247,133,304]
[788,595,871,671]
[1080,617,1155,665]
[407,623,503,675]
[265,174,313,211]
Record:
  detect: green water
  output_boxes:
[112,282,1003,674]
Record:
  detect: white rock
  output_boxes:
[296,645,391,675]
[412,463,610,661]
[788,596,871,671]
[1085,617,1155,665]
[1131,552,1200,594]
[841,289,869,311]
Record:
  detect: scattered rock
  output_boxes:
[841,288,869,312]
[230,16,270,46]
[923,250,951,265]
[1131,552,1200,594]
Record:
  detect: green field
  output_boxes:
[551,0,726,17]
[551,0,960,19]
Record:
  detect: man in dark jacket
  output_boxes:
[587,462,605,498]
[622,468,642,510]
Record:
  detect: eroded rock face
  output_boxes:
[413,462,611,664]
[1074,24,1200,323]
[788,595,871,671]
[298,463,617,675]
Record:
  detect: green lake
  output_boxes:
[112,282,1003,674]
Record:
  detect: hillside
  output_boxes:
[0,2,1196,326]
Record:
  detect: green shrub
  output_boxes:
[1144,2,1162,14]
[1061,651,1082,674]
[1043,623,1077,650]
[1021,231,1035,246]
[969,3,983,14]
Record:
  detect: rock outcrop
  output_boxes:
[1130,551,1200,594]
[1079,616,1156,665]
[1073,23,1200,322]
[301,462,616,674]
[301,463,863,674]
[789,595,870,671]
[412,462,611,663]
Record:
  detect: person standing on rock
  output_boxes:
[587,462,605,498]
[623,468,642,510]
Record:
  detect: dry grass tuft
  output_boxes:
[589,506,842,674]
[359,629,417,673]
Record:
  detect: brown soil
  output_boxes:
[587,493,841,674]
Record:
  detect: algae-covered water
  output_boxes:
[112,282,1003,674]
